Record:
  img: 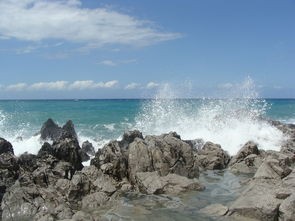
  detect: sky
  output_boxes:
[0,0,294,99]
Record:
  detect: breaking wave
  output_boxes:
[134,78,286,155]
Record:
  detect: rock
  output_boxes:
[79,149,90,162]
[279,193,295,221]
[1,182,69,221]
[145,132,199,178]
[93,173,117,195]
[119,130,143,149]
[18,152,39,172]
[72,211,94,221]
[40,119,78,142]
[230,141,260,166]
[38,142,54,157]
[197,141,230,170]
[199,203,229,217]
[61,120,78,140]
[91,140,128,181]
[135,171,204,195]
[82,141,95,156]
[40,118,62,141]
[91,131,199,188]
[254,156,291,179]
[81,192,109,211]
[52,138,83,171]
[230,153,264,174]
[228,179,282,221]
[128,138,153,184]
[184,139,205,150]
[68,171,91,204]
[0,138,14,155]
[0,152,19,211]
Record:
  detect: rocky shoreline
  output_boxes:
[0,119,294,221]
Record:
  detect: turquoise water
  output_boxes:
[0,99,294,156]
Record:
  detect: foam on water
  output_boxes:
[134,78,287,155]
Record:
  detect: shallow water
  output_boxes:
[97,170,251,221]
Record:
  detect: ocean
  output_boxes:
[0,98,294,157]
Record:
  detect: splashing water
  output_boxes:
[135,78,286,155]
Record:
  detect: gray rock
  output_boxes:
[230,154,263,174]
[1,182,69,221]
[72,211,94,221]
[145,132,199,178]
[254,156,291,179]
[197,141,230,170]
[230,141,260,166]
[228,179,282,221]
[81,192,109,211]
[91,140,128,181]
[279,193,295,221]
[119,130,143,149]
[128,138,153,184]
[135,171,204,195]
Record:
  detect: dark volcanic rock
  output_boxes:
[40,119,78,142]
[51,138,83,171]
[40,118,62,141]
[60,120,78,140]
[197,141,230,170]
[17,152,39,172]
[81,141,95,156]
[37,142,54,157]
[0,138,14,155]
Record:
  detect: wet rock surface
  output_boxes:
[0,119,294,221]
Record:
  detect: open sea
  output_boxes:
[0,98,294,157]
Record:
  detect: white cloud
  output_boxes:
[99,59,137,66]
[146,81,159,89]
[3,80,118,91]
[99,60,117,66]
[69,80,118,90]
[30,81,68,90]
[125,82,141,90]
[218,83,233,89]
[0,0,180,47]
[6,83,28,91]
[102,80,118,88]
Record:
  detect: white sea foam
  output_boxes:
[103,123,116,131]
[134,78,287,155]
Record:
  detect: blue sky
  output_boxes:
[0,0,294,99]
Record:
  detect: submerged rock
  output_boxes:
[135,171,204,195]
[199,203,229,217]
